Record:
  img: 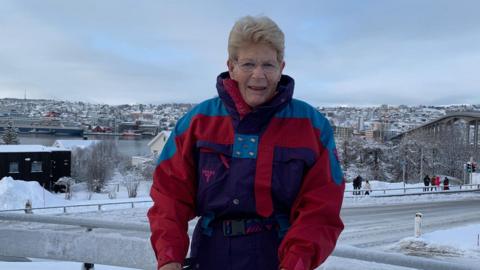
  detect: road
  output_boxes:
[339,197,480,248]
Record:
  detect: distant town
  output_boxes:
[1,97,479,142]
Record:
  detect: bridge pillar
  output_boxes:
[474,120,479,156]
[466,121,471,145]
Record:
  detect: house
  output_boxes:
[91,125,108,133]
[0,145,71,191]
[147,131,171,156]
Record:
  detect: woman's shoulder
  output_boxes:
[276,98,332,129]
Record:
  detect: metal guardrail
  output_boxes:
[0,200,153,213]
[0,212,476,270]
[345,184,480,196]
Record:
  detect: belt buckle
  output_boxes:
[223,219,246,236]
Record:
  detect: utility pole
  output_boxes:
[420,147,424,180]
[402,160,406,193]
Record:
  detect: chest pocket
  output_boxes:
[195,140,232,212]
[271,147,316,211]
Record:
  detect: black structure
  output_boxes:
[0,145,71,191]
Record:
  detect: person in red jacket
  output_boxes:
[148,15,345,270]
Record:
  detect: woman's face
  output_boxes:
[228,43,285,108]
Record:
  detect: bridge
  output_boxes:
[390,111,480,151]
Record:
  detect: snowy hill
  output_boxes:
[0,177,65,209]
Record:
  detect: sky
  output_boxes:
[0,0,479,106]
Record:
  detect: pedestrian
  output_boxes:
[435,176,441,191]
[443,177,450,191]
[147,16,345,270]
[364,180,372,196]
[431,176,436,191]
[423,174,430,192]
[353,175,363,195]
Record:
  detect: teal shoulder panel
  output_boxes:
[157,97,228,164]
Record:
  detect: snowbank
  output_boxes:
[390,224,480,260]
[0,177,65,210]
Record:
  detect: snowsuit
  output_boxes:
[148,72,345,270]
[443,177,449,190]
[363,182,372,196]
[353,176,363,195]
[423,175,430,192]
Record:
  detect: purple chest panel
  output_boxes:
[195,140,316,218]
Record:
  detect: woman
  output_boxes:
[148,15,345,270]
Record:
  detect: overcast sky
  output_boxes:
[1,0,479,106]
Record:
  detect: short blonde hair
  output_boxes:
[228,16,285,63]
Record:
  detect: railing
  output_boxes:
[345,184,480,197]
[0,212,475,270]
[0,200,153,214]
[2,183,479,215]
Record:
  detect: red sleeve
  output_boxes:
[147,129,197,269]
[278,134,345,270]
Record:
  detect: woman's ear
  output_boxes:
[227,59,236,79]
[280,61,285,73]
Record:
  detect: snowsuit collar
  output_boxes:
[216,71,295,124]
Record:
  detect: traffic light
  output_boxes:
[473,163,477,173]
[466,163,472,173]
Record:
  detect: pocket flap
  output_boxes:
[273,147,316,167]
[196,140,232,156]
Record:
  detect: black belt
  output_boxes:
[222,217,277,237]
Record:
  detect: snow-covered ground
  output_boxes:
[1,176,479,269]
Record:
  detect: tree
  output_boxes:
[71,140,120,192]
[122,172,140,198]
[55,177,75,200]
[1,121,19,145]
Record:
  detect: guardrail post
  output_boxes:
[98,205,102,212]
[82,262,95,270]
[82,227,95,270]
[63,207,67,213]
[415,212,423,237]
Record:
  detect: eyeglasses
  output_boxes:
[234,60,280,74]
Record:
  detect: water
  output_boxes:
[18,134,151,157]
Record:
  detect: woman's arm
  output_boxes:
[278,123,345,270]
[148,120,197,269]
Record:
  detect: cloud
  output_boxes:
[0,0,479,106]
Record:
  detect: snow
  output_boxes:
[0,177,65,209]
[0,261,134,270]
[0,145,68,153]
[0,176,152,214]
[1,177,479,269]
[52,139,99,150]
[390,224,480,260]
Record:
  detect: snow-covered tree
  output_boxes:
[55,177,75,200]
[1,121,19,145]
[71,140,120,192]
[122,172,140,198]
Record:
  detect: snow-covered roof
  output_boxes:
[147,131,171,147]
[0,145,69,153]
[52,139,99,150]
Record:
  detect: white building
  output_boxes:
[147,131,171,156]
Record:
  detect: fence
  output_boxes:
[0,200,153,214]
[345,183,480,197]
